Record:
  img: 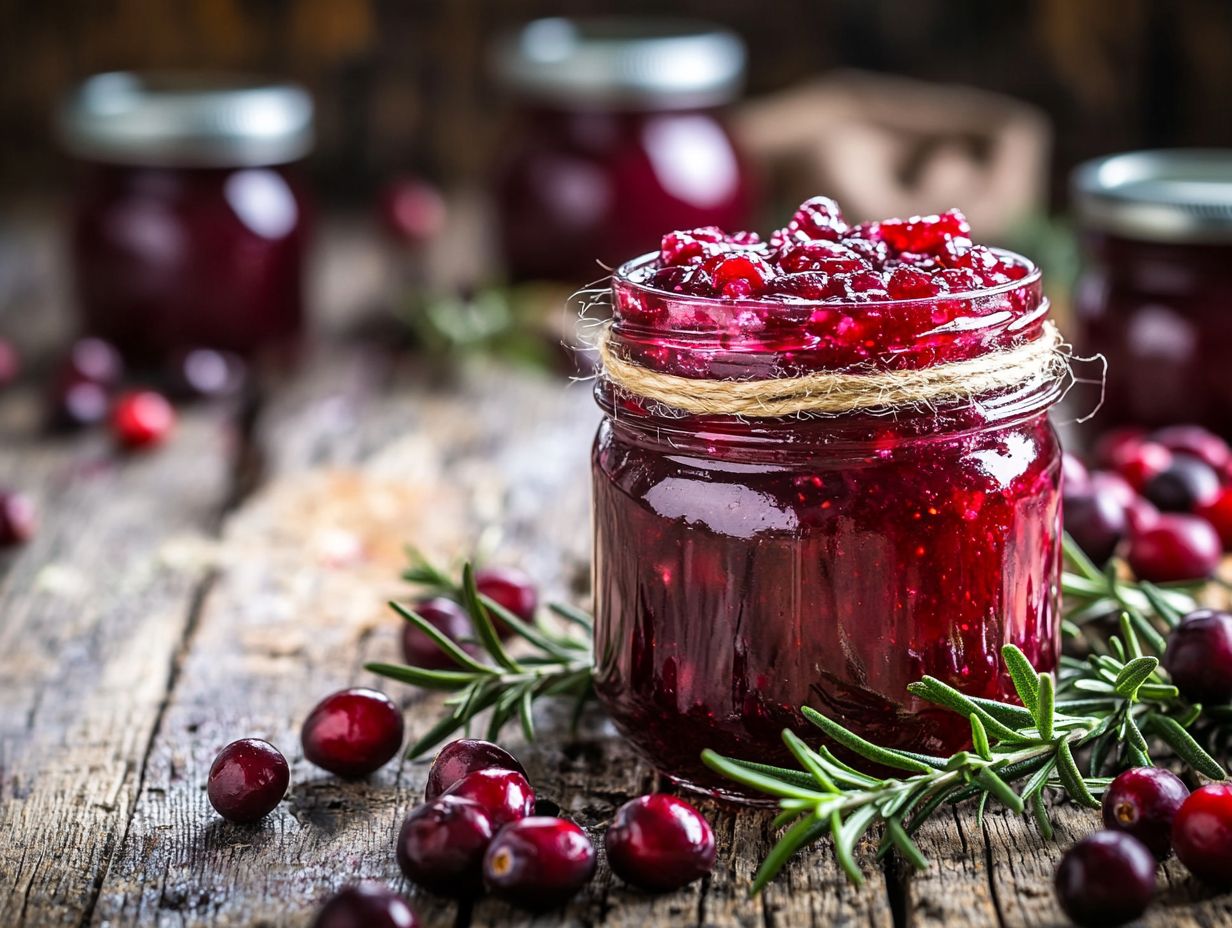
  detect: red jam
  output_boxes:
[592,200,1062,797]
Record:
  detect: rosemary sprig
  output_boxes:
[367,558,594,757]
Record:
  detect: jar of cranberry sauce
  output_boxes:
[59,72,314,365]
[491,18,754,283]
[591,205,1064,798]
[1072,150,1232,436]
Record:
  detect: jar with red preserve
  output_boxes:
[591,199,1065,798]
[490,18,754,284]
[1072,150,1232,436]
[58,72,314,365]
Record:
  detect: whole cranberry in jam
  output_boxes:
[0,491,36,547]
[206,738,289,823]
[442,767,534,829]
[1163,609,1232,705]
[397,796,494,897]
[401,597,476,669]
[1153,424,1231,472]
[475,566,538,624]
[604,795,716,892]
[1172,783,1232,888]
[1053,831,1156,928]
[1126,514,1221,583]
[112,390,176,449]
[1141,455,1222,513]
[311,882,418,928]
[301,687,404,778]
[1101,767,1189,859]
[424,738,527,801]
[1063,488,1127,566]
[483,817,596,910]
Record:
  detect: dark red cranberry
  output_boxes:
[1141,455,1222,512]
[1199,485,1232,549]
[840,271,890,301]
[0,337,19,387]
[424,738,527,800]
[0,491,36,547]
[886,266,942,299]
[206,738,289,823]
[1054,831,1156,927]
[604,794,716,892]
[475,566,538,624]
[776,241,862,275]
[112,390,176,449]
[709,254,773,299]
[442,767,534,829]
[166,348,246,401]
[1062,452,1091,493]
[1101,767,1189,859]
[379,177,447,247]
[1112,439,1173,491]
[1094,427,1148,470]
[1153,425,1231,471]
[63,337,124,387]
[312,882,418,928]
[658,227,726,267]
[1127,514,1222,583]
[784,196,847,241]
[1089,471,1136,512]
[396,796,494,897]
[49,379,111,430]
[764,271,835,301]
[1125,495,1161,534]
[401,597,476,669]
[1163,609,1232,705]
[483,817,596,910]
[301,687,404,778]
[1172,783,1232,888]
[1063,487,1127,565]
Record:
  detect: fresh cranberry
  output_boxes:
[1172,783,1232,888]
[784,196,847,241]
[1127,514,1222,583]
[604,795,716,892]
[62,337,124,387]
[878,209,971,255]
[0,491,36,547]
[312,882,418,928]
[301,688,404,778]
[1061,453,1091,492]
[1054,831,1156,927]
[49,379,111,430]
[1125,495,1161,534]
[1141,455,1222,512]
[1089,471,1136,512]
[475,566,538,624]
[1101,767,1189,859]
[483,817,596,910]
[424,738,527,800]
[206,739,289,823]
[1153,425,1231,471]
[1112,440,1173,491]
[379,177,446,247]
[0,337,19,387]
[1199,485,1232,549]
[442,767,534,829]
[886,266,942,299]
[396,796,494,897]
[112,390,176,449]
[401,597,476,669]
[1163,609,1232,705]
[165,348,246,401]
[1063,487,1127,565]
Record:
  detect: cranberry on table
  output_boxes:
[1053,831,1156,927]
[112,390,176,449]
[1153,424,1231,471]
[1112,439,1173,491]
[1063,488,1127,565]
[483,816,596,910]
[1198,485,1232,549]
[1061,452,1091,492]
[397,796,494,897]
[0,491,36,547]
[1094,427,1147,470]
[475,566,538,624]
[424,738,527,801]
[1172,783,1232,888]
[1101,767,1189,859]
[311,882,418,928]
[401,597,476,669]
[301,687,404,778]
[604,794,716,892]
[206,738,289,823]
[1141,455,1222,512]
[1126,514,1221,583]
[442,767,534,829]
[1163,609,1232,705]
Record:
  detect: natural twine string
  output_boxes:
[597,320,1069,418]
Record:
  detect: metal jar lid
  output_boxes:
[492,17,746,110]
[58,72,315,168]
[1072,149,1232,244]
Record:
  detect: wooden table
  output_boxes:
[1,218,1228,928]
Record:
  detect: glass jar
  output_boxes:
[491,18,755,283]
[1072,150,1232,436]
[592,255,1063,798]
[59,72,315,365]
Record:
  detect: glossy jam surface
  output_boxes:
[591,205,1061,795]
[493,106,752,283]
[70,162,310,365]
[1076,232,1232,435]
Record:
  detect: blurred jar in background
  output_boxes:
[491,18,755,284]
[1072,151,1232,436]
[59,73,314,365]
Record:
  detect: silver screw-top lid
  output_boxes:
[58,72,315,168]
[1072,149,1232,244]
[493,17,746,110]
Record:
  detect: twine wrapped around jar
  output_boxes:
[596,320,1071,418]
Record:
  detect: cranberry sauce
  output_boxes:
[591,201,1062,796]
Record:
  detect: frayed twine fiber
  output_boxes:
[597,321,1069,418]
